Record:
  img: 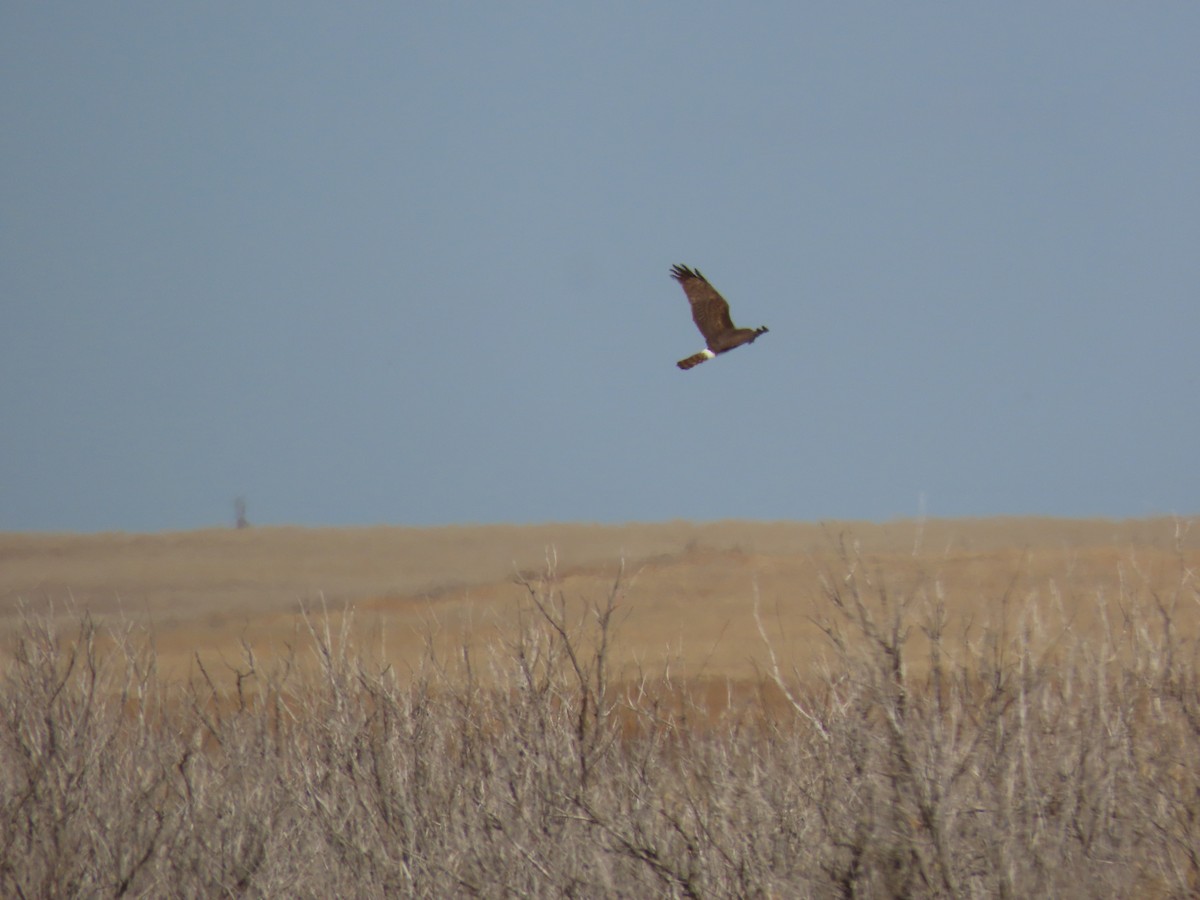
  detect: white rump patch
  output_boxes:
[700,349,716,359]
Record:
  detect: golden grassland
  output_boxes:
[3,516,1197,686]
[5,517,1200,895]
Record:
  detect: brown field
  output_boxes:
[3,516,1197,685]
[5,516,1200,896]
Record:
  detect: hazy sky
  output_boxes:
[4,4,1199,532]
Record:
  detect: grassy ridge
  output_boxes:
[3,540,1198,897]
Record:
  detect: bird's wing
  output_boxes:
[670,264,735,343]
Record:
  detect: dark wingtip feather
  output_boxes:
[670,264,707,283]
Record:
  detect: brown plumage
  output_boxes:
[670,264,768,370]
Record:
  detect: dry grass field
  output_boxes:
[3,517,1199,896]
[2,516,1197,684]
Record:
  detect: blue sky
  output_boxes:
[3,4,1198,532]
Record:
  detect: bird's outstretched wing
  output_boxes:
[670,264,735,344]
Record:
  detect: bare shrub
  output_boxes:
[1,547,1198,897]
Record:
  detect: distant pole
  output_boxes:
[234,496,250,529]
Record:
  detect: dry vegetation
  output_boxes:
[2,518,1199,896]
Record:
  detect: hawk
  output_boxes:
[670,264,769,370]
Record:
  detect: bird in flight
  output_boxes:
[670,264,769,370]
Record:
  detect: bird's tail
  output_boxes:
[677,349,716,370]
